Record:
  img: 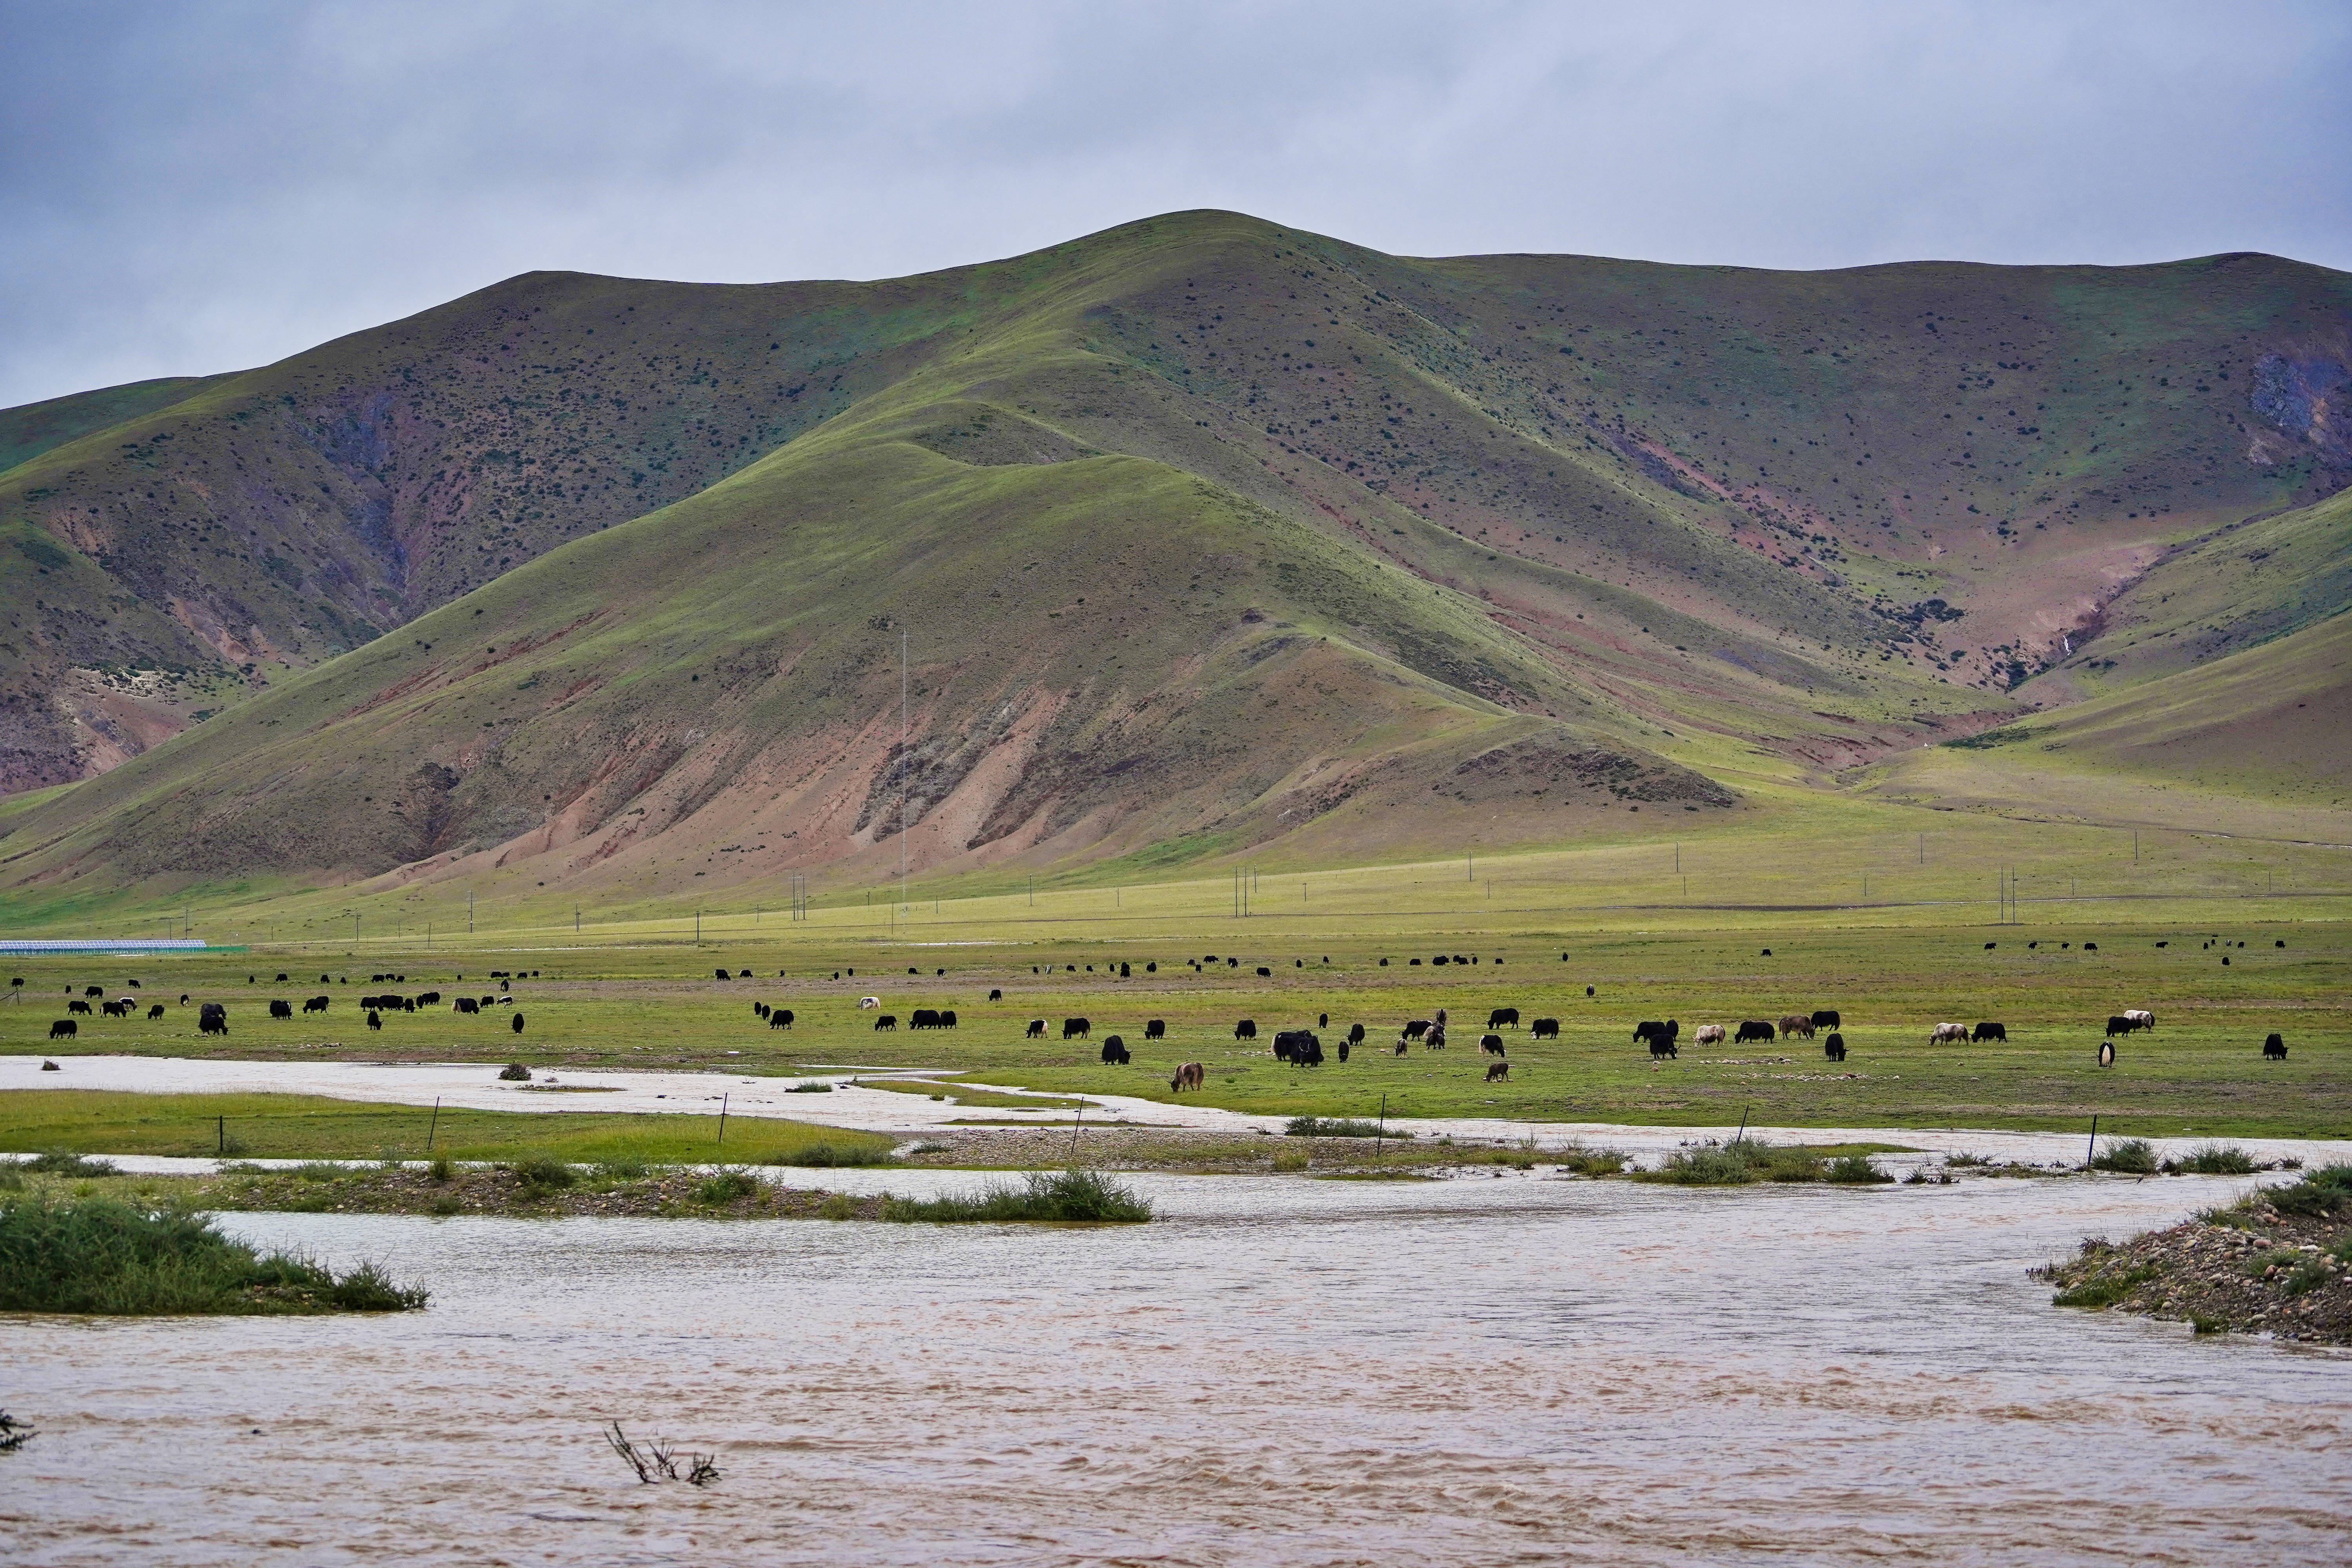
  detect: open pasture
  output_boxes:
[5,902,2343,1140]
[0,1089,889,1166]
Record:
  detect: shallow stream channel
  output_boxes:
[6,1171,2347,1564]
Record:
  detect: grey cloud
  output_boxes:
[2,0,2346,407]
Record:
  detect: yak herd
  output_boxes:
[22,952,2296,1078]
[33,973,534,1040]
[748,988,2290,1085]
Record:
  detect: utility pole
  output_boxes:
[468,888,475,935]
[695,909,701,947]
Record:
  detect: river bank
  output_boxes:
[12,1055,2352,1171]
[2037,1164,2352,1344]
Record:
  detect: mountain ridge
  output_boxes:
[0,210,2345,918]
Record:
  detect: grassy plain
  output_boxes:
[0,1091,890,1166]
[4,816,2345,1143]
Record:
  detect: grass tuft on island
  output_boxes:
[2037,1164,2352,1343]
[1284,1116,1407,1139]
[0,1192,427,1316]
[1634,1140,1895,1186]
[882,1167,1152,1223]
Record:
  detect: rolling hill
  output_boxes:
[0,210,2345,918]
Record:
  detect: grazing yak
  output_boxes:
[873,1014,898,1031]
[65,1000,91,1015]
[1487,1007,1520,1030]
[199,1002,228,1036]
[2123,1008,2155,1031]
[1100,1037,1130,1065]
[1402,1019,1432,1041]
[1810,1009,1840,1030]
[769,1009,795,1029]
[1647,1034,1678,1060]
[1233,1019,1258,1042]
[269,999,294,1020]
[910,1009,945,1030]
[2098,1039,2116,1068]
[1026,1019,1047,1038]
[1485,1059,1509,1082]
[1394,1036,1410,1055]
[48,1019,75,1040]
[1425,1025,1448,1051]
[1063,1017,1091,1040]
[1635,1020,1681,1049]
[367,1011,383,1030]
[858,996,881,1009]
[1336,1040,1350,1063]
[1823,1033,1847,1062]
[303,996,329,1013]
[1531,1018,1560,1040]
[1734,1020,1775,1044]
[1972,1022,2007,1042]
[988,988,1003,1001]
[147,1004,164,1020]
[1272,1030,1324,1066]
[1479,1033,1506,1056]
[101,1000,129,1018]
[1145,1018,1167,1040]
[1778,1014,1816,1041]
[1930,1022,1970,1044]
[454,998,480,1015]
[1169,1062,1206,1093]
[1694,1024,1726,1046]
[2263,1033,2287,1060]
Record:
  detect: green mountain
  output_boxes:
[0,210,2345,915]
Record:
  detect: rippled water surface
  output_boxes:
[5,1173,2347,1565]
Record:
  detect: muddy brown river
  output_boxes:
[5,1171,2347,1564]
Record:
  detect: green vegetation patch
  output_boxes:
[2050,1251,2161,1309]
[2091,1137,2160,1174]
[882,1167,1152,1223]
[1284,1115,1407,1138]
[0,1192,426,1315]
[1942,725,2036,750]
[1634,1140,1886,1186]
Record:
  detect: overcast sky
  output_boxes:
[3,0,2347,408]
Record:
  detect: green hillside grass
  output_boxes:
[1866,602,2351,824]
[0,373,238,476]
[2048,485,2352,693]
[0,211,2345,907]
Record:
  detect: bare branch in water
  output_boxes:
[604,1421,718,1486]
